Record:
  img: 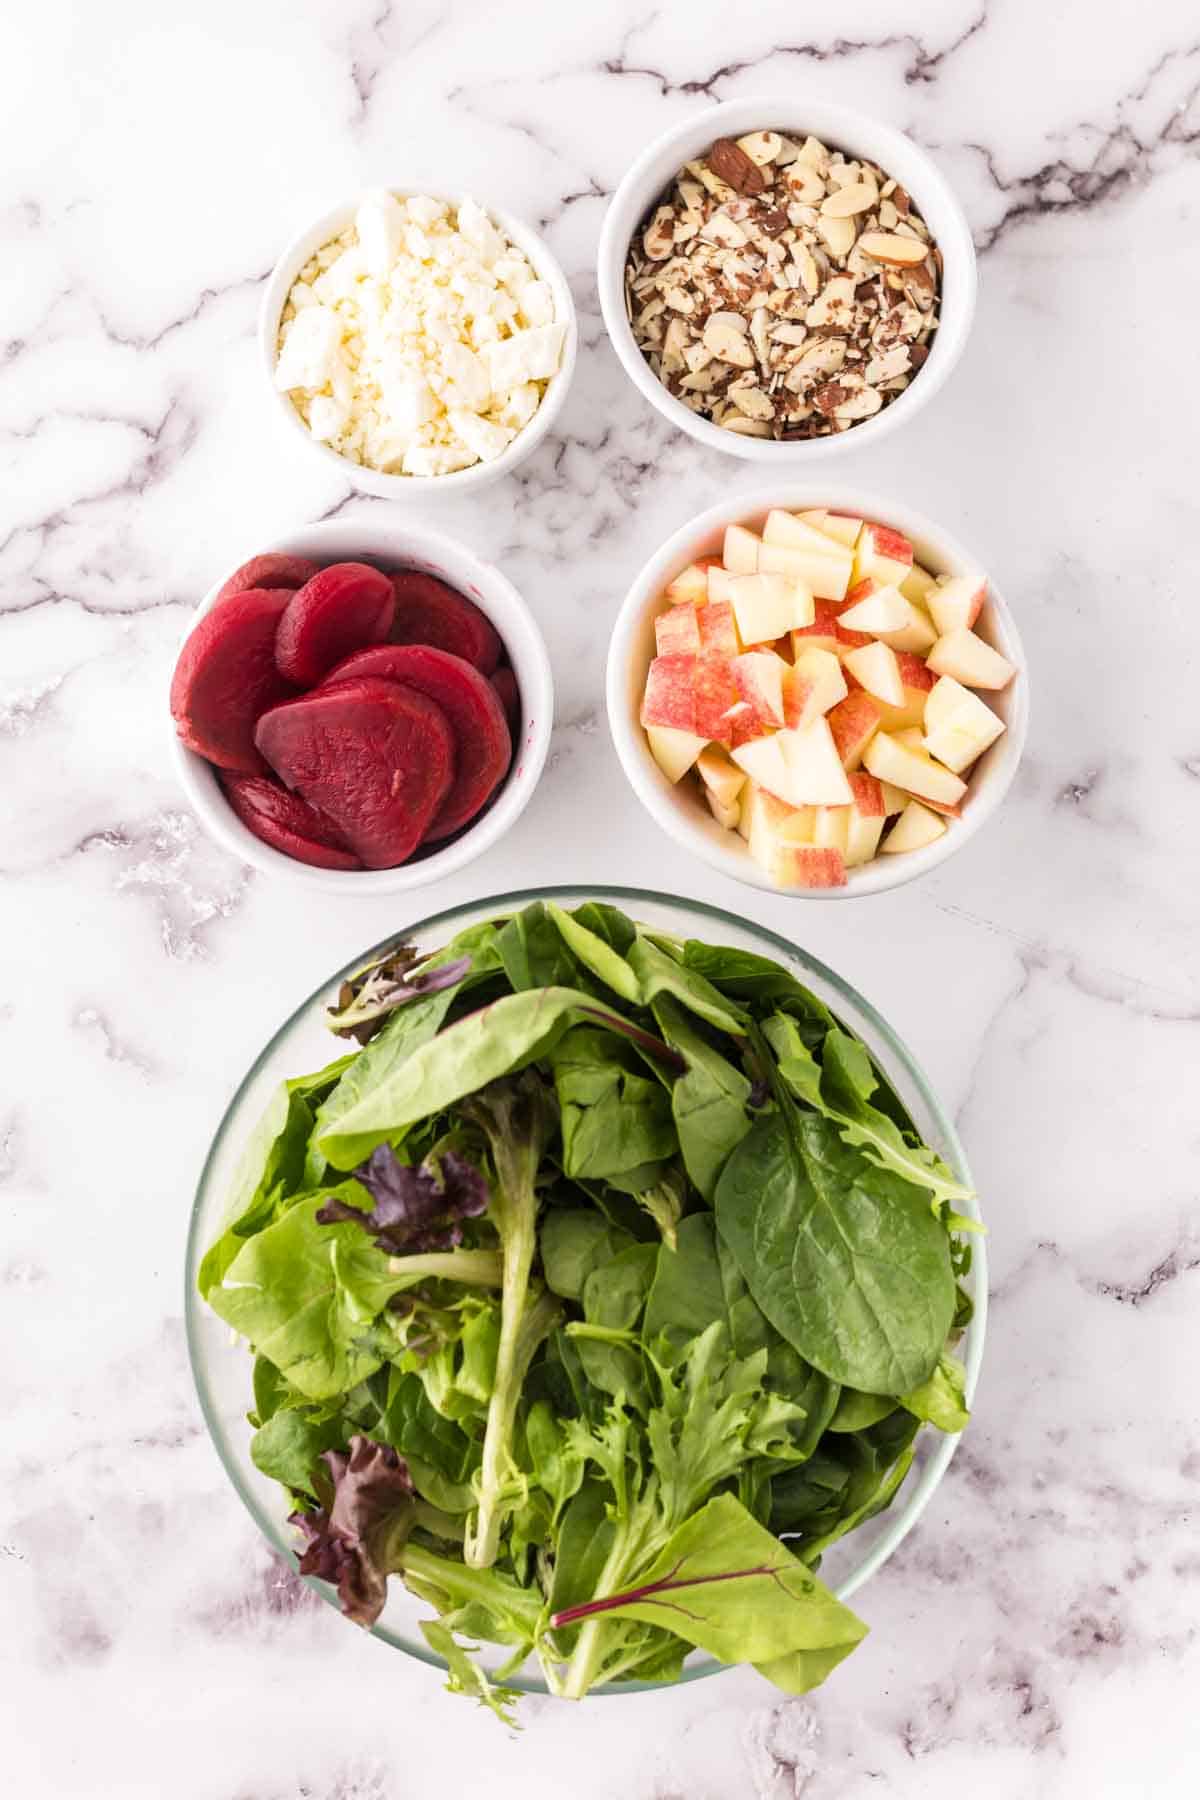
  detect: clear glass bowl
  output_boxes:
[184,886,987,1696]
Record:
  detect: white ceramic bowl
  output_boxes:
[597,98,976,463]
[606,485,1028,899]
[170,520,553,893]
[260,192,578,497]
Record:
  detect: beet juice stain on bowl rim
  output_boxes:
[607,485,1029,900]
[259,190,579,499]
[597,97,977,463]
[169,520,553,895]
[183,885,987,1697]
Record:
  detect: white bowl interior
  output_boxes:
[607,484,1028,899]
[597,97,976,463]
[171,520,554,894]
[260,191,578,497]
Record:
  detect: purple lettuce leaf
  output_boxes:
[316,1146,489,1253]
[291,1435,416,1626]
[327,941,472,1044]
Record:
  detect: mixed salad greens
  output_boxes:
[198,899,977,1720]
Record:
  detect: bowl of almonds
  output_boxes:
[597,99,976,459]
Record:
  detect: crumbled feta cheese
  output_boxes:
[277,195,563,477]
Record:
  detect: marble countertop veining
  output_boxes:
[3,1,1200,1794]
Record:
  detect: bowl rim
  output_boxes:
[184,882,988,1696]
[260,187,579,496]
[169,518,554,894]
[596,94,978,462]
[606,482,1030,899]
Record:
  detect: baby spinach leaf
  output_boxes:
[549,1491,866,1680]
[643,1213,770,1363]
[572,901,637,953]
[540,1209,635,1300]
[653,994,751,1201]
[680,943,836,1040]
[762,1012,824,1110]
[381,1369,480,1492]
[715,1109,956,1395]
[769,1452,851,1536]
[900,1351,970,1432]
[797,1414,920,1562]
[627,936,748,1035]
[551,1027,677,1182]
[548,902,641,1003]
[820,1028,974,1210]
[498,900,583,992]
[827,1387,898,1433]
[574,1243,657,1402]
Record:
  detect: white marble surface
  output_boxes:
[3,1,1199,1793]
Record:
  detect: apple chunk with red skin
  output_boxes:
[666,557,718,604]
[784,646,847,730]
[698,600,738,657]
[827,691,882,769]
[841,640,903,706]
[926,574,986,636]
[927,628,1016,691]
[854,522,913,587]
[863,729,967,808]
[655,606,702,657]
[732,651,788,730]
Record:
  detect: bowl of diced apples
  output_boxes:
[606,487,1028,896]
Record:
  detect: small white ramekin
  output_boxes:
[260,192,578,497]
[170,520,553,893]
[597,98,976,464]
[606,485,1028,900]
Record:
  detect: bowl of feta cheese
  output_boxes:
[262,189,577,494]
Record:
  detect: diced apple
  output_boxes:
[900,561,936,605]
[778,716,854,806]
[927,628,1016,691]
[733,651,788,730]
[799,507,864,549]
[696,745,746,810]
[665,558,716,604]
[772,844,847,889]
[827,691,882,769]
[641,654,698,731]
[809,805,850,852]
[723,523,761,575]
[847,771,886,817]
[880,781,907,814]
[880,799,948,854]
[732,733,792,803]
[833,597,873,649]
[721,700,759,749]
[759,539,852,601]
[776,806,817,845]
[874,690,929,732]
[837,581,911,636]
[894,650,934,692]
[704,787,742,831]
[693,657,738,739]
[763,510,853,558]
[854,521,913,587]
[792,600,842,657]
[743,782,799,869]
[926,573,986,635]
[728,573,801,645]
[698,600,738,657]
[862,730,967,808]
[841,641,904,706]
[784,646,847,731]
[922,674,1006,772]
[646,725,707,783]
[655,606,702,656]
[707,563,736,604]
[873,598,937,655]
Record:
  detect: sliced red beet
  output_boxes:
[389,571,502,675]
[214,553,321,604]
[317,644,512,840]
[255,677,455,869]
[490,666,521,734]
[220,773,362,870]
[170,588,296,773]
[275,562,395,687]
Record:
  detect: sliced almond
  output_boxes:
[865,344,911,384]
[662,285,696,315]
[642,204,676,260]
[771,321,809,346]
[703,315,755,367]
[816,214,857,259]
[721,410,772,436]
[661,316,691,370]
[795,135,830,171]
[749,305,771,365]
[699,210,748,249]
[727,384,775,421]
[736,130,782,166]
[858,231,930,267]
[685,159,735,203]
[784,164,825,206]
[805,274,856,328]
[834,383,883,421]
[820,178,879,219]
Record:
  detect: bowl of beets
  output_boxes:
[169,522,553,891]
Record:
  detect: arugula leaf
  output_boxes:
[652,995,751,1200]
[551,1027,676,1182]
[820,1028,974,1210]
[715,1108,956,1394]
[549,1491,865,1682]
